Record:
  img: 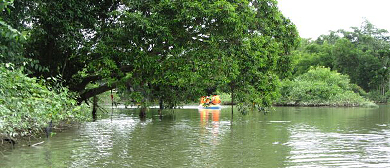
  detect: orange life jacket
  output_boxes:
[212,95,221,104]
[200,96,205,104]
[205,96,211,104]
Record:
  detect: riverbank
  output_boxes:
[0,121,82,151]
[273,101,378,108]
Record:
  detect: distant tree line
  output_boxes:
[289,20,390,103]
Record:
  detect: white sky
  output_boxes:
[277,0,390,39]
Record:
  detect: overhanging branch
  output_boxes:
[78,82,117,103]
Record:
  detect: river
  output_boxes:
[2,105,390,167]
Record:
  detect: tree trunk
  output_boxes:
[139,107,146,118]
[382,78,385,96]
[92,95,98,121]
[159,99,164,110]
[45,120,53,138]
[158,99,163,118]
[231,86,234,116]
[388,74,390,93]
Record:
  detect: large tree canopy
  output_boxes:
[4,0,299,110]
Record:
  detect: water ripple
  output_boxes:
[285,124,390,167]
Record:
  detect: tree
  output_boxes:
[339,21,390,94]
[291,20,390,99]
[216,0,300,112]
[5,0,299,112]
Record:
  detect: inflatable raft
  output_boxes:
[198,104,222,109]
[199,95,222,109]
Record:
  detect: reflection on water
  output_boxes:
[2,106,390,167]
[199,109,221,145]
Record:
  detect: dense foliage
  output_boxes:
[0,0,26,65]
[0,65,89,138]
[3,0,299,111]
[277,67,375,107]
[291,21,390,103]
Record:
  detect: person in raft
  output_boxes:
[200,96,210,105]
[212,95,221,104]
[200,95,221,105]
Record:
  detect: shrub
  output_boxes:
[0,64,89,138]
[277,67,375,107]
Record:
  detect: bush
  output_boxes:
[0,64,89,138]
[277,67,375,107]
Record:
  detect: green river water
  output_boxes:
[2,105,390,167]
